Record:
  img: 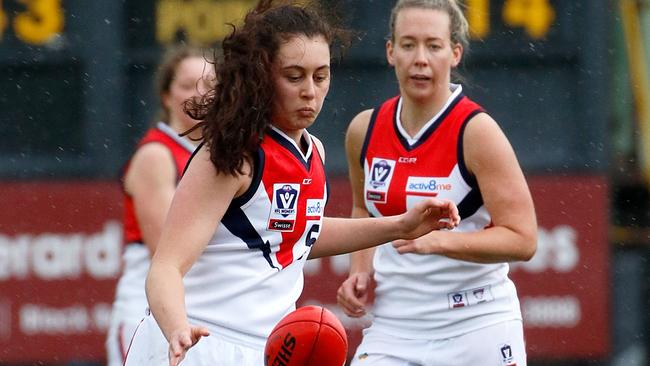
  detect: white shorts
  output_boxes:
[124,314,265,366]
[351,320,526,366]
[105,313,144,366]
[107,244,150,366]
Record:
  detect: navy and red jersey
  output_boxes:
[122,122,195,244]
[360,86,523,340]
[180,126,328,346]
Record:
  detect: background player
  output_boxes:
[336,0,537,365]
[105,45,214,366]
[123,1,460,365]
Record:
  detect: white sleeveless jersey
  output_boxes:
[182,127,327,347]
[361,85,522,340]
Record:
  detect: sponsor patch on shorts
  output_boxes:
[447,285,494,309]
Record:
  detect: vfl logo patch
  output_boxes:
[268,183,300,232]
[276,185,298,217]
[370,160,392,188]
[365,158,396,203]
[500,343,517,366]
[450,292,466,308]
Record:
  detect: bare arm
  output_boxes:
[393,113,537,262]
[312,110,375,263]
[344,110,376,273]
[145,146,249,365]
[335,109,378,317]
[311,110,375,262]
[312,197,456,259]
[124,143,177,254]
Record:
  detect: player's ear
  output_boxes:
[161,91,171,111]
[386,40,395,66]
[451,42,463,67]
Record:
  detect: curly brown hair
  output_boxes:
[185,0,350,176]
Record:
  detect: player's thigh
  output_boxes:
[123,314,265,366]
[424,320,526,366]
[106,316,142,366]
[350,353,419,366]
[105,321,123,366]
[351,327,425,366]
[182,333,264,366]
[123,315,168,366]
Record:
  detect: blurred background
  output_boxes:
[0,0,646,365]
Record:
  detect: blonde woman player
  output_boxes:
[337,1,538,365]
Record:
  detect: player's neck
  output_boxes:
[400,90,451,135]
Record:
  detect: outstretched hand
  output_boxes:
[168,325,210,366]
[337,271,373,317]
[399,197,459,239]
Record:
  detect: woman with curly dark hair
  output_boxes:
[124,1,460,365]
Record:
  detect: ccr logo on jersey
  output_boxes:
[366,158,395,203]
[268,183,300,232]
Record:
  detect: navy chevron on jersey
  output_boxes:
[181,126,327,347]
[361,85,523,340]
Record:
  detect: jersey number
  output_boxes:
[304,224,320,247]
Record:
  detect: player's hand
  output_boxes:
[392,230,450,255]
[337,272,373,317]
[398,198,459,239]
[168,325,210,366]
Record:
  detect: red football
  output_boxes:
[264,305,348,366]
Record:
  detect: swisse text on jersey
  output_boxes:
[360,85,523,340]
[181,126,328,347]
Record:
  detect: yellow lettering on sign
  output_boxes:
[466,0,490,39]
[14,0,64,44]
[156,1,183,44]
[181,1,222,45]
[0,0,7,41]
[502,0,555,39]
[156,0,257,45]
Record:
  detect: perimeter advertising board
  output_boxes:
[0,176,608,363]
[0,182,122,362]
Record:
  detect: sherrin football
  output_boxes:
[264,305,348,366]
